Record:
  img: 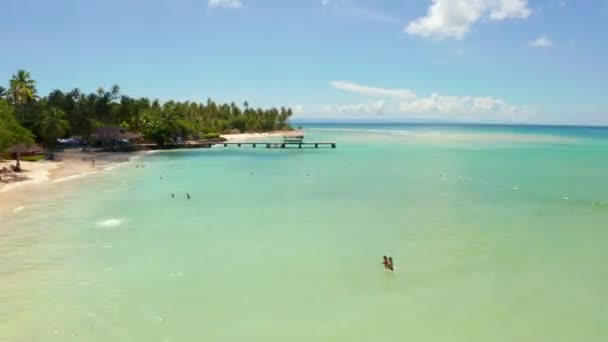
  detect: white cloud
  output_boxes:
[488,0,531,19]
[293,104,305,113]
[405,0,531,40]
[325,81,531,121]
[330,81,415,99]
[529,35,553,48]
[208,0,242,9]
[321,100,386,117]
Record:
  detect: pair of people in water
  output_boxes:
[170,193,190,199]
[382,256,394,271]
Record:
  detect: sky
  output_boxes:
[1,0,607,125]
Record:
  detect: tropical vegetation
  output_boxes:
[0,69,294,166]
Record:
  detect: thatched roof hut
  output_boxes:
[91,126,142,142]
[6,143,43,156]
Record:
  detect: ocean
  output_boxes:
[1,123,607,341]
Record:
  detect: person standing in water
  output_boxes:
[388,257,394,271]
[91,159,95,168]
[186,193,191,200]
[382,256,389,270]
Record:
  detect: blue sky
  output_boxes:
[1,0,607,125]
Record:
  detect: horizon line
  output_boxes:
[290,119,608,129]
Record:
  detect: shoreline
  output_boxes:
[0,131,290,216]
[0,150,138,218]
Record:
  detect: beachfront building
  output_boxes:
[91,126,143,146]
[6,143,43,158]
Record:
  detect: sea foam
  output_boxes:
[96,218,125,227]
[12,206,26,213]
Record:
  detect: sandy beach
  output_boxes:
[221,131,291,142]
[0,150,135,218]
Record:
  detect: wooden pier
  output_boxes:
[135,131,336,150]
[211,142,336,149]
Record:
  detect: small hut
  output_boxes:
[5,143,43,170]
[91,126,143,145]
[6,143,43,158]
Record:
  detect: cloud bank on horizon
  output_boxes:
[305,81,531,122]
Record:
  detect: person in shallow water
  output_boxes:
[388,257,394,271]
[186,193,191,200]
[382,256,389,270]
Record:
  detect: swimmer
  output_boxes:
[186,193,191,200]
[382,256,389,270]
[388,257,394,271]
[171,194,175,198]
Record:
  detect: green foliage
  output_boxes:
[20,155,44,162]
[0,100,34,152]
[40,107,70,146]
[9,69,37,106]
[1,70,293,149]
[202,133,221,139]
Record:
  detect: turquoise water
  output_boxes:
[1,123,608,341]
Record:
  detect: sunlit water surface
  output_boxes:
[2,123,608,341]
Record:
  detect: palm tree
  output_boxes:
[110,84,120,101]
[9,69,37,122]
[0,101,34,171]
[0,86,6,100]
[41,107,69,159]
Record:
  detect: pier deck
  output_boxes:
[213,142,336,149]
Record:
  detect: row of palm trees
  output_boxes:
[2,69,295,169]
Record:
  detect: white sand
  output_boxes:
[221,131,290,142]
[0,150,136,217]
[0,161,60,193]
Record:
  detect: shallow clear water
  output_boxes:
[1,124,608,341]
